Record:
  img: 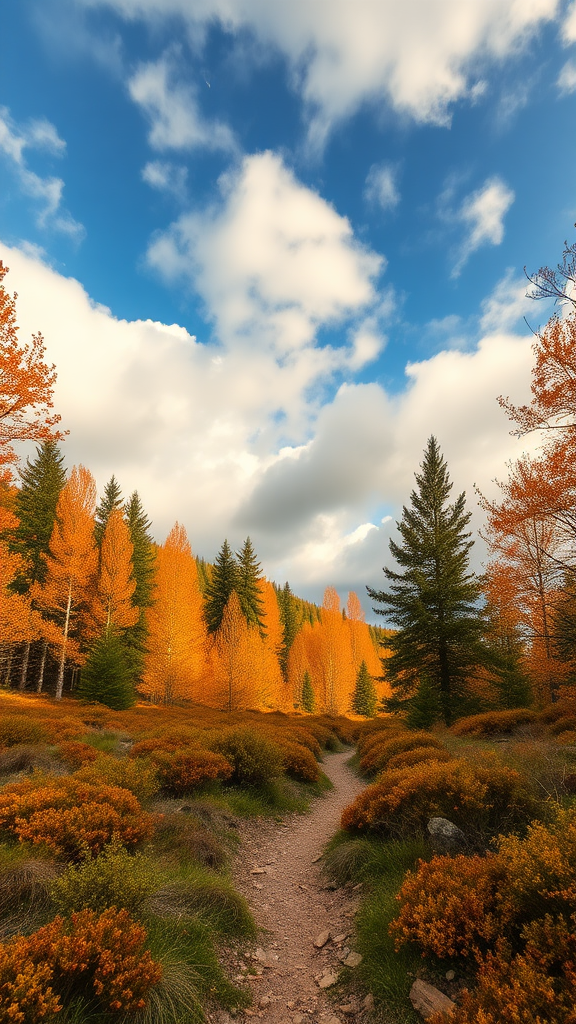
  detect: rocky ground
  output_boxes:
[212,751,372,1024]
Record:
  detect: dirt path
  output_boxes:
[218,752,368,1024]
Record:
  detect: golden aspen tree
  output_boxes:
[89,508,139,637]
[35,466,98,699]
[257,579,285,707]
[287,621,315,710]
[141,522,207,703]
[210,591,263,710]
[311,587,356,713]
[346,591,382,678]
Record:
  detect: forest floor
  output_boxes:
[214,751,368,1024]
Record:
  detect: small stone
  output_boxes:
[251,868,266,875]
[409,979,456,1020]
[332,933,347,943]
[338,1004,355,1014]
[259,998,271,1009]
[286,1002,295,1010]
[293,1015,305,1024]
[318,973,338,989]
[314,930,331,948]
[445,970,455,982]
[427,818,466,854]
[352,882,363,891]
[343,952,362,968]
[311,854,323,863]
[362,994,374,1011]
[253,949,269,964]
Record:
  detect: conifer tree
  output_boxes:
[77,632,135,710]
[94,475,123,546]
[351,660,377,717]
[301,670,315,713]
[204,539,239,633]
[368,436,486,726]
[11,441,66,591]
[236,537,265,632]
[277,582,300,677]
[124,491,155,679]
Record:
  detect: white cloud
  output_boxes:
[128,52,236,152]
[364,163,400,211]
[479,268,538,333]
[558,59,576,93]
[452,176,515,277]
[0,107,84,239]
[562,1,576,42]
[146,151,384,372]
[142,160,188,198]
[78,0,559,147]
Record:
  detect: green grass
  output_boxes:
[81,730,124,754]
[221,775,323,818]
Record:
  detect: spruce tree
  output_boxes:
[204,540,239,633]
[301,670,316,713]
[95,476,123,546]
[368,436,486,726]
[277,582,300,677]
[123,491,155,681]
[11,441,67,591]
[77,632,135,709]
[236,537,265,632]
[351,660,377,717]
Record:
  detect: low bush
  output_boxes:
[75,753,160,800]
[341,757,537,840]
[277,741,320,783]
[0,717,47,748]
[360,731,444,776]
[549,716,576,736]
[210,728,283,787]
[50,838,160,916]
[386,745,453,771]
[0,776,153,859]
[152,750,233,795]
[129,737,186,758]
[56,741,98,769]
[0,907,162,1018]
[451,708,537,737]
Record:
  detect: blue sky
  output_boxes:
[1,0,576,611]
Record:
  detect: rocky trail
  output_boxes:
[215,751,370,1024]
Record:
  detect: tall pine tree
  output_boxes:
[351,660,377,717]
[204,539,239,633]
[368,436,486,726]
[236,537,265,632]
[123,491,155,680]
[277,581,300,678]
[95,475,123,546]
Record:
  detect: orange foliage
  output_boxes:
[89,507,138,636]
[150,748,233,794]
[208,591,267,710]
[0,544,44,646]
[34,466,98,699]
[141,522,207,703]
[346,591,381,678]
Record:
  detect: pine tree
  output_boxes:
[277,582,300,677]
[301,669,315,712]
[351,660,377,717]
[94,476,123,546]
[236,537,265,632]
[204,539,239,633]
[11,441,67,591]
[368,436,486,726]
[124,491,155,680]
[77,632,135,710]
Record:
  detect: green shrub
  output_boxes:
[50,838,160,916]
[210,728,283,787]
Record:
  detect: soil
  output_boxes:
[213,751,368,1024]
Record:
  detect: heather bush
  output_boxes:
[0,776,153,859]
[50,838,160,917]
[360,731,444,776]
[386,745,453,771]
[75,753,160,800]
[452,708,537,737]
[152,750,233,795]
[549,716,576,735]
[277,741,320,783]
[210,728,283,787]
[129,737,184,758]
[56,741,98,769]
[341,757,536,839]
[0,717,47,748]
[0,940,60,1024]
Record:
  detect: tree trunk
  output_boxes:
[18,641,31,691]
[55,583,73,701]
[36,641,48,693]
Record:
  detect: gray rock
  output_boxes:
[343,952,362,968]
[318,973,338,989]
[427,817,466,853]
[362,994,374,1011]
[409,979,455,1020]
[314,930,331,948]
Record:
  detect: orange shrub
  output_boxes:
[360,732,444,776]
[0,716,47,748]
[151,749,233,795]
[386,745,453,771]
[129,737,184,758]
[0,776,153,859]
[0,908,161,1018]
[75,754,160,801]
[451,709,537,737]
[57,741,99,768]
[277,741,320,783]
[549,716,576,736]
[357,723,404,757]
[341,758,535,839]
[391,853,507,959]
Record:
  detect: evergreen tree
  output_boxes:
[404,675,443,729]
[368,436,486,726]
[77,632,135,709]
[195,556,211,594]
[236,537,265,632]
[351,660,377,717]
[95,476,123,546]
[123,491,155,681]
[277,582,300,678]
[204,540,239,633]
[301,670,316,713]
[11,441,67,591]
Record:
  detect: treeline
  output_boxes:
[0,450,385,713]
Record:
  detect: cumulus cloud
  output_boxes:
[562,1,576,42]
[0,107,84,239]
[452,176,515,277]
[78,0,559,147]
[128,51,236,152]
[364,163,400,211]
[141,160,188,198]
